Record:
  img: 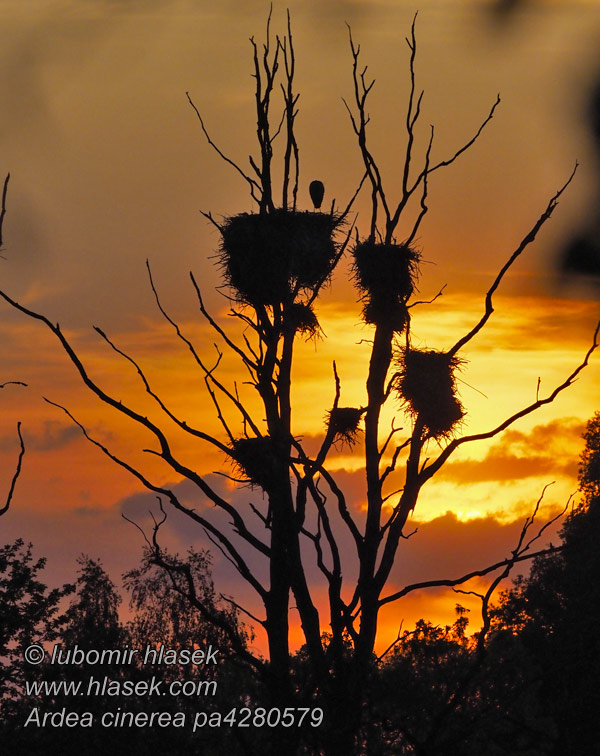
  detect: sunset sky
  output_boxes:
[1,0,599,656]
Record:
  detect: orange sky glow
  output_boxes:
[1,0,599,655]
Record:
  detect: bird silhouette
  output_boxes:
[309,180,325,210]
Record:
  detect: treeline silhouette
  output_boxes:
[1,411,599,755]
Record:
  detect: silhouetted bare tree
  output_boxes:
[0,12,598,754]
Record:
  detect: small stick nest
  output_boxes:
[397,349,464,438]
[286,302,321,337]
[352,241,420,331]
[230,437,279,490]
[326,407,364,447]
[219,209,339,306]
[363,299,410,334]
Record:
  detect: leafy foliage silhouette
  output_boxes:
[492,412,600,755]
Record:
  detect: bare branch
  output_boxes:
[344,24,389,238]
[147,262,262,437]
[0,173,9,248]
[0,285,276,584]
[122,512,154,549]
[248,6,280,213]
[449,164,578,357]
[404,123,433,247]
[219,593,266,627]
[94,324,232,455]
[337,170,369,225]
[203,348,236,445]
[426,94,501,176]
[376,619,405,662]
[189,270,259,374]
[186,92,262,205]
[280,9,300,210]
[520,489,572,555]
[380,439,411,486]
[379,545,563,608]
[199,210,224,234]
[381,487,404,506]
[408,283,447,309]
[453,485,568,661]
[400,13,422,200]
[307,218,356,307]
[379,419,404,459]
[0,422,24,517]
[248,500,269,527]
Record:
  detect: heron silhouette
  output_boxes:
[309,180,324,210]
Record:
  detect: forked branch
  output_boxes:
[345,13,501,243]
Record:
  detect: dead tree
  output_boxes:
[0,12,598,753]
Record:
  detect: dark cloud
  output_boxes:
[441,451,576,484]
[0,502,142,592]
[0,467,566,646]
[479,0,600,296]
[29,421,81,452]
[105,416,585,609]
[304,0,375,29]
[72,505,104,518]
[292,419,586,491]
[499,418,585,450]
[117,475,273,590]
[387,508,562,593]
[114,468,368,597]
[0,420,80,452]
[0,3,118,142]
[559,69,600,292]
[439,418,585,484]
[112,467,550,615]
[485,0,532,29]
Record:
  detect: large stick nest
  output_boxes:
[352,241,420,332]
[219,209,340,306]
[397,349,465,438]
